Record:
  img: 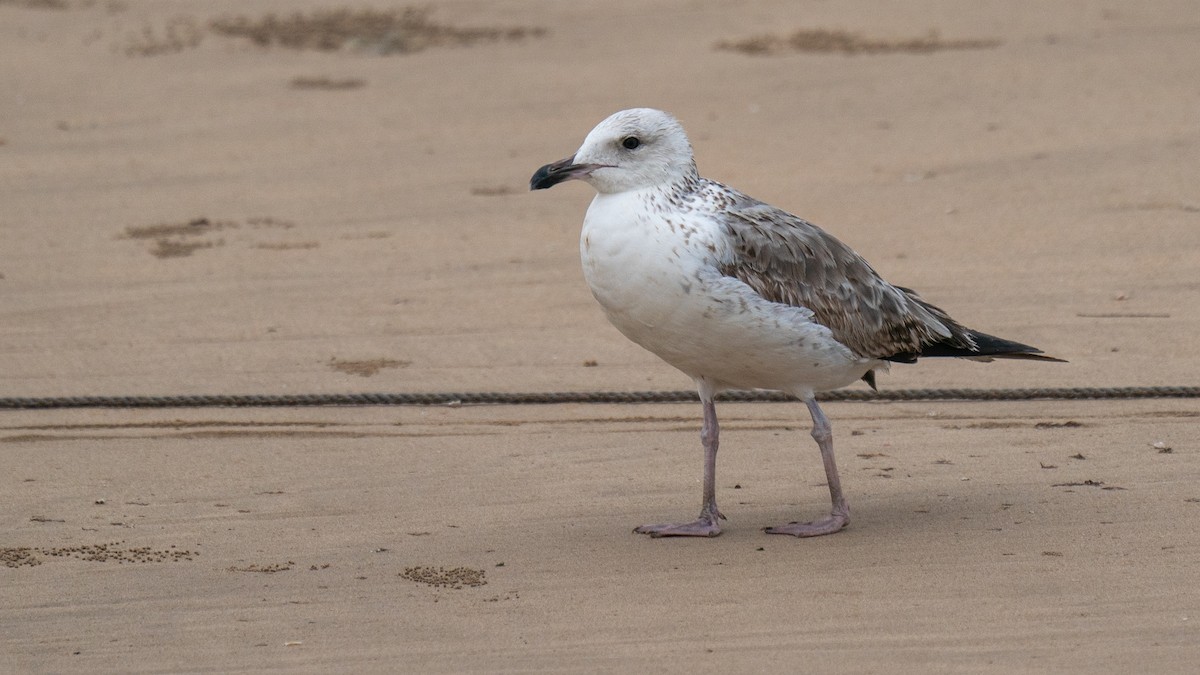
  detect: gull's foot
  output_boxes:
[634,514,722,538]
[764,512,848,538]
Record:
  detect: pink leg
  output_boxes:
[765,398,850,537]
[635,397,724,537]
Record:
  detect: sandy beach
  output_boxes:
[2,1,1198,672]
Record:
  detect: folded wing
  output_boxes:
[711,185,1057,363]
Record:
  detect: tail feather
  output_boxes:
[884,288,1066,364]
[884,330,1066,363]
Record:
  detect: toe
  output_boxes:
[634,520,721,537]
[764,514,848,537]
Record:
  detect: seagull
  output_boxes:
[530,108,1063,538]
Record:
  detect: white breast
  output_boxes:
[580,191,701,332]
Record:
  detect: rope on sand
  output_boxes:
[1,386,1198,409]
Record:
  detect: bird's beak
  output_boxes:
[529,156,608,190]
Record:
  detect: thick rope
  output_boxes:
[1,386,1198,409]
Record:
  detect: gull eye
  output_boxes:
[621,136,641,150]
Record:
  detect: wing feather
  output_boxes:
[706,182,976,361]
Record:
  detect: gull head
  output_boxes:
[530,108,698,195]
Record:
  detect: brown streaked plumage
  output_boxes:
[712,182,1061,366]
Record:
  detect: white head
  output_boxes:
[530,108,698,195]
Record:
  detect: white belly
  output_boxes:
[579,192,874,396]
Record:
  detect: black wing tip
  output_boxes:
[886,330,1066,363]
[967,331,1067,362]
[991,352,1068,363]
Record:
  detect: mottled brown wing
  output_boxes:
[710,184,974,361]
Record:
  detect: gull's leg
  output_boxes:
[634,397,724,537]
[765,397,850,537]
